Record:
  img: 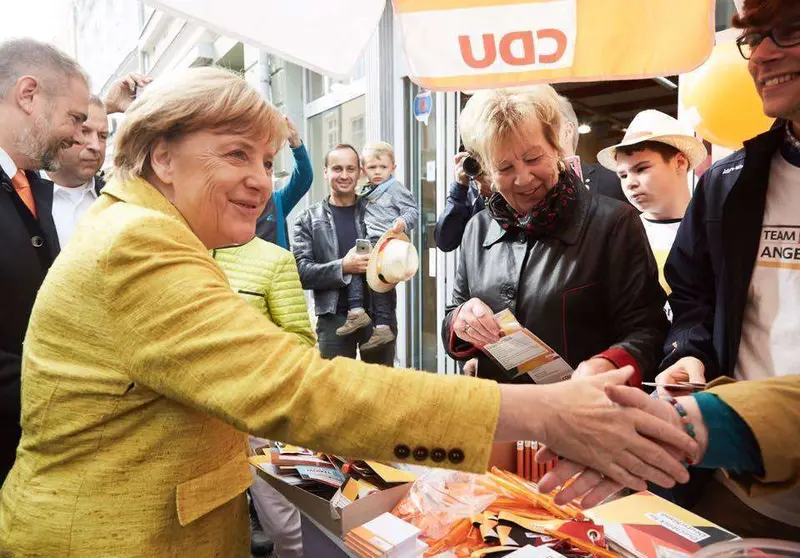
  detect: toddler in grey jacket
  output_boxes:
[336,141,419,351]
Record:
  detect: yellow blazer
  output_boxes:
[0,177,500,557]
[708,375,800,497]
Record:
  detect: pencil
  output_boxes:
[523,441,531,480]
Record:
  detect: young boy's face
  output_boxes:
[362,153,396,185]
[615,148,687,218]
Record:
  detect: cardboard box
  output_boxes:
[253,463,411,537]
[490,441,517,471]
[251,442,517,539]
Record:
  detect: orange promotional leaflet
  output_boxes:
[392,467,617,557]
[482,310,573,384]
[583,491,739,558]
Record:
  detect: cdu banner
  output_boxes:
[393,0,716,91]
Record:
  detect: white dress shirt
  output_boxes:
[0,147,19,179]
[42,172,99,247]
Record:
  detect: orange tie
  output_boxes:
[11,170,37,219]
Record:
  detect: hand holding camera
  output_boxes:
[454,152,491,196]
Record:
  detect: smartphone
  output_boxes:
[641,382,706,392]
[355,239,372,256]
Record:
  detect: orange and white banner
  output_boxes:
[399,0,577,78]
[394,0,716,91]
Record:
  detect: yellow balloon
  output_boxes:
[680,40,774,150]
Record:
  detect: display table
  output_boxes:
[299,511,356,558]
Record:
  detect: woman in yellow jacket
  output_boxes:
[0,67,696,557]
[213,238,313,557]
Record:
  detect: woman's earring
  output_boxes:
[557,159,567,173]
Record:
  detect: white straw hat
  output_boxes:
[366,230,419,293]
[597,110,708,171]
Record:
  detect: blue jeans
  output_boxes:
[316,312,395,365]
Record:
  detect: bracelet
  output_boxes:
[659,395,696,467]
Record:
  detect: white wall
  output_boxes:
[73,0,142,93]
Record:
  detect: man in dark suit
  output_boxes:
[0,39,90,485]
[558,95,632,206]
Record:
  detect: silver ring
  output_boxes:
[463,323,471,333]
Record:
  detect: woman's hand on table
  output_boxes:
[497,367,698,496]
[536,455,624,508]
[452,298,502,348]
[538,385,709,507]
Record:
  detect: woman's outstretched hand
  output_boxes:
[497,368,698,499]
[537,384,707,507]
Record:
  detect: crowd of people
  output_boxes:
[0,0,798,555]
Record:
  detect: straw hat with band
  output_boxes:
[597,110,708,172]
[366,230,419,293]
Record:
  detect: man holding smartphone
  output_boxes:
[292,144,395,364]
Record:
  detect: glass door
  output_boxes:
[405,80,439,372]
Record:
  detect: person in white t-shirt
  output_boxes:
[597,110,708,302]
[649,0,800,539]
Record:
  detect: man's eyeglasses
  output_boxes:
[736,20,800,60]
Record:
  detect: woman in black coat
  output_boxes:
[443,86,668,386]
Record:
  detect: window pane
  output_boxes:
[306,70,326,102]
[306,95,366,204]
[304,52,366,102]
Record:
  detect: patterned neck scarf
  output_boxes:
[486,169,580,238]
[781,121,800,168]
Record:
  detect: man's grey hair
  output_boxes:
[558,94,580,153]
[0,38,88,99]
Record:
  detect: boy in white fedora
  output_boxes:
[598,110,707,297]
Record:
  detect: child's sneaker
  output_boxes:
[336,308,372,336]
[360,325,395,351]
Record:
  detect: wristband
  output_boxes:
[657,394,696,467]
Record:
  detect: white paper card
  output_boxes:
[484,331,547,370]
[506,545,568,557]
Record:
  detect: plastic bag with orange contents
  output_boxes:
[391,469,500,543]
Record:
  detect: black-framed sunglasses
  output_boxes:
[736,20,800,60]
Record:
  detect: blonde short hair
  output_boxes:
[459,86,564,168]
[362,141,395,164]
[114,67,288,180]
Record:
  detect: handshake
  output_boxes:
[499,362,708,509]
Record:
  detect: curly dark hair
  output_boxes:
[732,0,798,29]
